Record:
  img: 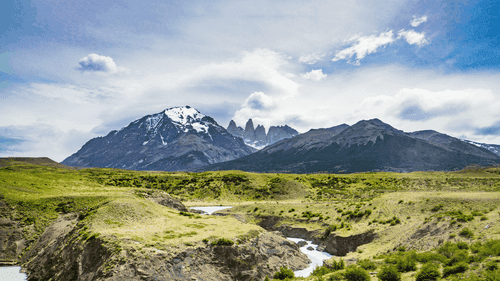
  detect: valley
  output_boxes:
[1,158,500,280]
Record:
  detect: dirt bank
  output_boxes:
[258,216,377,256]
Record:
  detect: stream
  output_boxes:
[189,206,233,215]
[286,238,333,277]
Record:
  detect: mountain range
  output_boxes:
[62,106,254,171]
[199,118,500,173]
[226,119,299,149]
[62,106,500,173]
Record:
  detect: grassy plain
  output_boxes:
[1,158,500,280]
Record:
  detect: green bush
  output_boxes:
[459,228,474,238]
[358,259,377,270]
[486,261,499,271]
[273,267,294,280]
[329,259,345,271]
[485,269,500,281]
[415,263,440,281]
[396,254,417,272]
[416,252,447,263]
[377,265,401,281]
[443,262,468,277]
[344,265,371,281]
[312,265,333,277]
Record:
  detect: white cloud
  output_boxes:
[301,69,327,81]
[299,53,325,64]
[398,30,429,46]
[78,54,119,73]
[332,31,395,65]
[411,15,427,27]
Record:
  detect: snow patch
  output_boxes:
[142,141,149,145]
[244,139,266,150]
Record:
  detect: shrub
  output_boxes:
[312,265,333,277]
[459,228,474,238]
[431,204,444,212]
[416,252,447,263]
[456,241,469,250]
[443,262,468,277]
[264,276,271,281]
[397,255,417,272]
[377,265,401,281]
[415,263,440,281]
[329,259,345,271]
[211,238,234,246]
[273,267,294,280]
[485,270,500,281]
[344,265,371,281]
[358,259,377,270]
[486,261,499,271]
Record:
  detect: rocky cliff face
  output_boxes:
[62,106,255,171]
[227,119,299,149]
[17,215,309,281]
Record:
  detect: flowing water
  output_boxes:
[286,237,333,277]
[0,266,27,281]
[189,206,233,215]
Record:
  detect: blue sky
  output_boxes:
[2,0,500,161]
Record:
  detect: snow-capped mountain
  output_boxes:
[227,119,299,149]
[62,106,255,171]
[461,139,500,156]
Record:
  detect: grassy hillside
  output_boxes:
[1,159,500,280]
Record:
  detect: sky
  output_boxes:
[2,0,500,162]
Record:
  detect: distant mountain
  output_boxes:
[227,119,299,149]
[62,106,255,171]
[460,139,500,157]
[199,119,500,173]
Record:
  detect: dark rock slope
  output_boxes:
[62,106,255,171]
[201,119,500,173]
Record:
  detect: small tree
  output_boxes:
[415,263,440,281]
[273,267,294,280]
[377,265,401,281]
[344,265,371,281]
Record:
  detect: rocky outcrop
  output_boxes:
[227,119,299,150]
[137,190,189,212]
[321,230,377,256]
[13,208,308,281]
[258,216,377,256]
[0,197,28,265]
[107,232,309,281]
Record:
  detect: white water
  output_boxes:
[286,238,333,277]
[189,206,233,215]
[0,266,27,280]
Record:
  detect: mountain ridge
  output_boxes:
[198,118,500,173]
[62,106,255,171]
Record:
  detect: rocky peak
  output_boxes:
[227,119,299,150]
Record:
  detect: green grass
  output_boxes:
[2,159,500,280]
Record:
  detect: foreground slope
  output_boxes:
[2,159,500,280]
[62,106,255,171]
[199,119,500,173]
